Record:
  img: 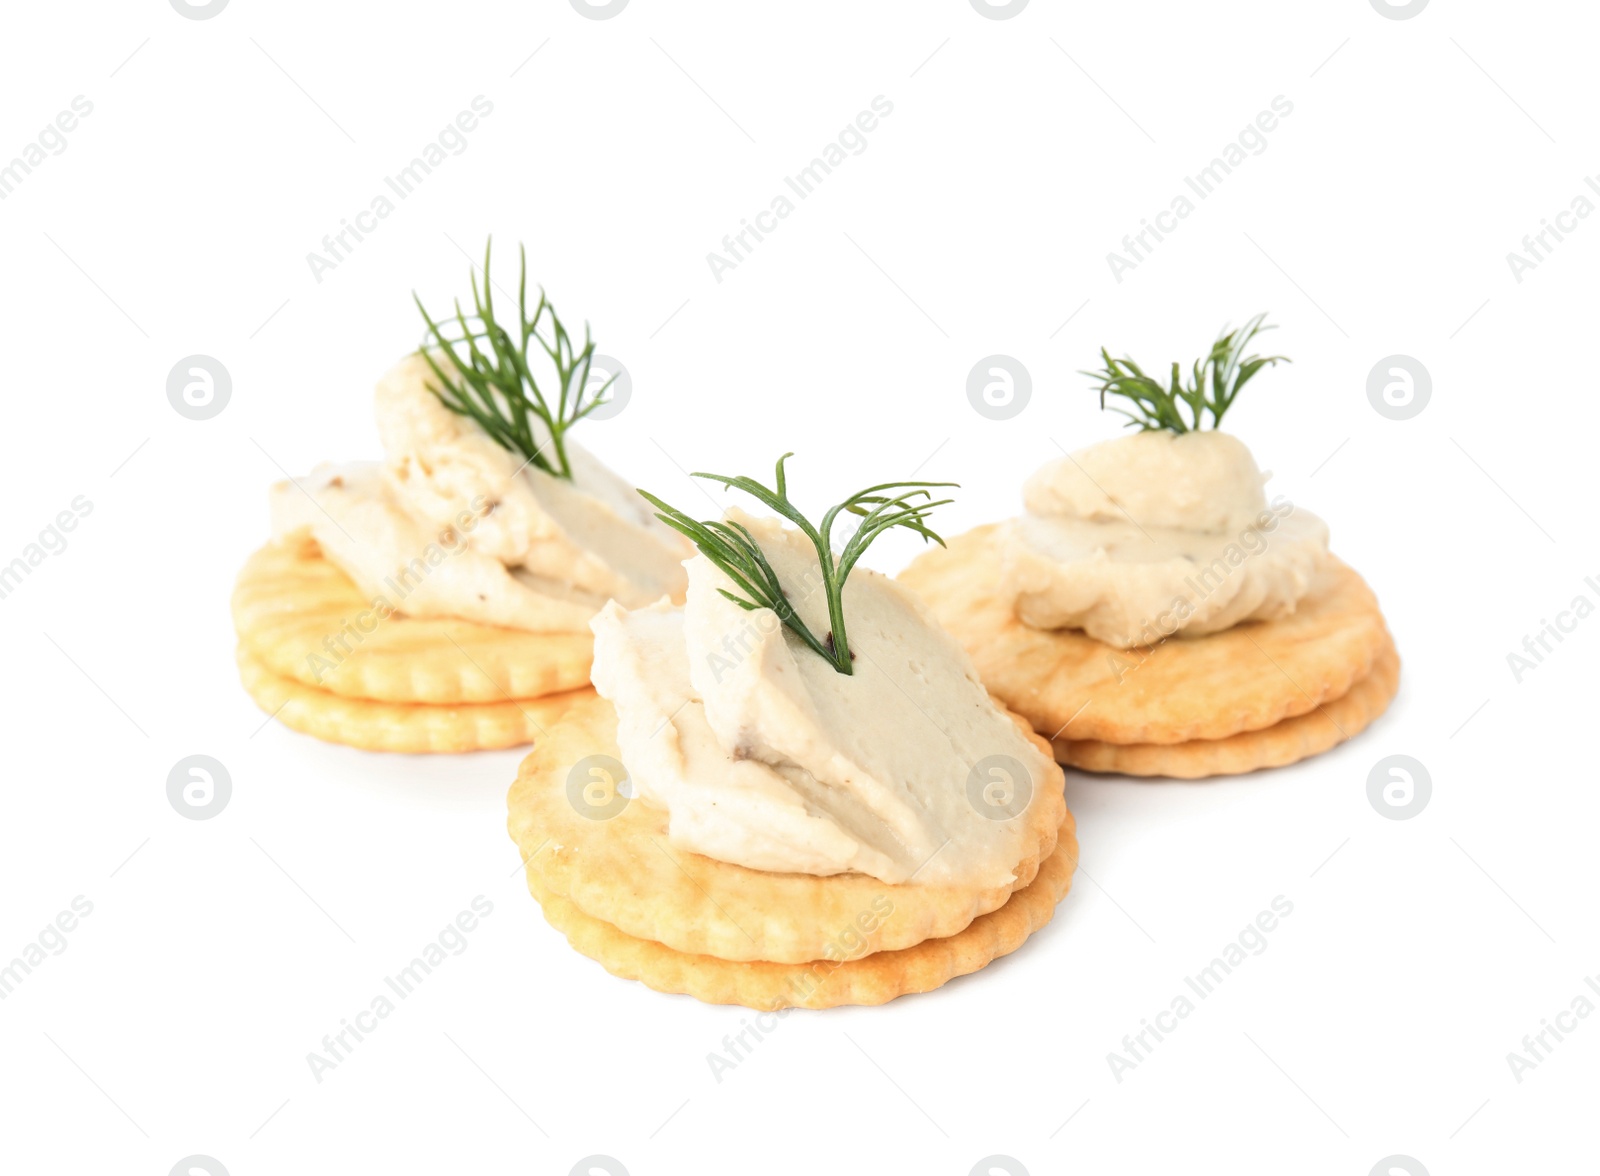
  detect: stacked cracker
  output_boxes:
[232,534,595,753]
[506,693,1078,1009]
[900,525,1399,778]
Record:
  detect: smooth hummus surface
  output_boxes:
[1001,431,1328,648]
[590,509,1055,887]
[268,353,690,632]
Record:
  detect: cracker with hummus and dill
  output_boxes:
[231,240,691,752]
[507,457,1075,1008]
[899,316,1399,777]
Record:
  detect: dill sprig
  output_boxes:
[639,455,957,675]
[1083,313,1289,433]
[413,238,614,479]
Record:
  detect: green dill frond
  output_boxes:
[413,238,614,478]
[1082,313,1289,433]
[639,455,957,675]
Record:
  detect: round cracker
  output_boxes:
[233,538,593,704]
[898,524,1390,744]
[236,645,595,754]
[506,691,1068,965]
[1055,636,1399,777]
[523,811,1077,1009]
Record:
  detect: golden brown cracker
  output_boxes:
[1055,637,1400,777]
[233,538,592,704]
[236,644,594,754]
[898,524,1391,744]
[523,810,1078,1009]
[506,691,1069,964]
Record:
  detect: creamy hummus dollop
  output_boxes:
[1001,431,1328,648]
[268,354,690,632]
[590,510,1055,887]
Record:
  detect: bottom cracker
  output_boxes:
[1053,637,1400,778]
[236,646,594,754]
[523,811,1078,1010]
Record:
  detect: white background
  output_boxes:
[1,1,1595,1173]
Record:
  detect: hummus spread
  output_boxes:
[1001,431,1328,648]
[269,353,690,631]
[590,510,1054,886]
